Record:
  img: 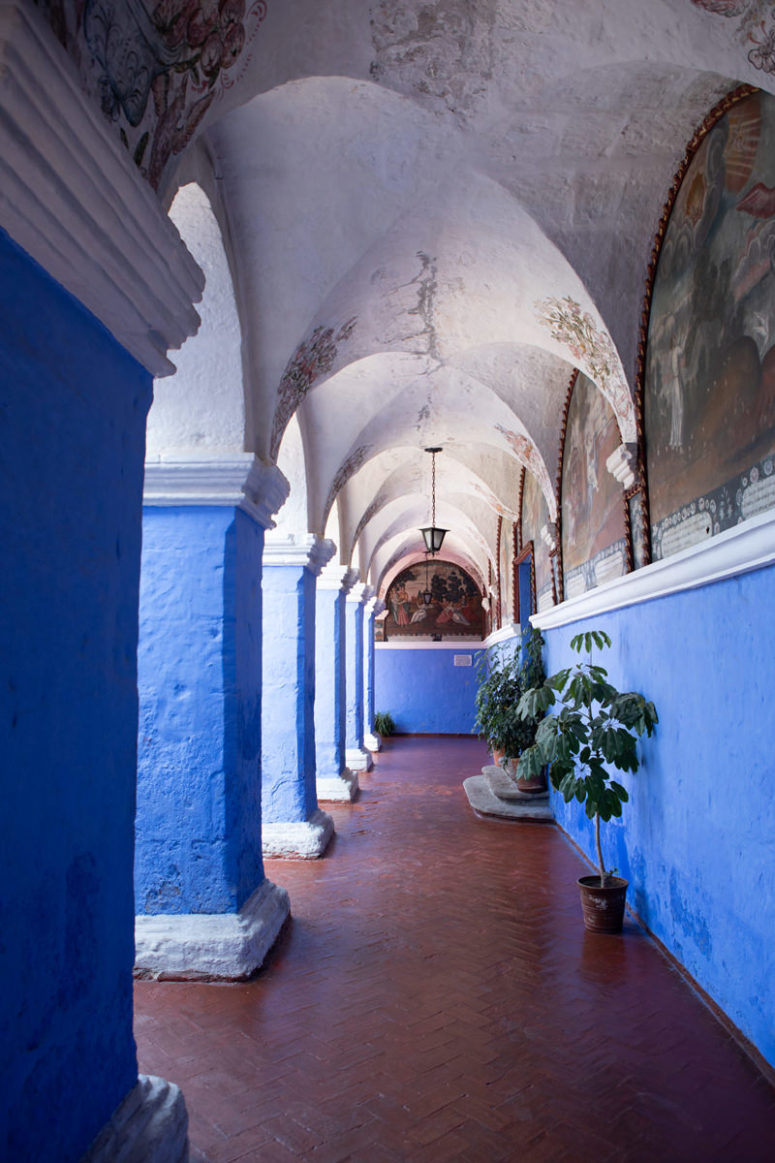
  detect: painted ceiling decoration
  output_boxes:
[136,0,775,607]
[37,0,267,189]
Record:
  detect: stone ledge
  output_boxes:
[81,1074,188,1163]
[482,764,550,804]
[463,776,554,822]
[134,879,290,981]
[262,809,335,859]
[317,769,359,803]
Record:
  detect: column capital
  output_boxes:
[317,563,356,592]
[0,2,203,376]
[263,533,336,576]
[143,456,290,528]
[346,582,374,606]
[606,442,639,490]
[364,595,385,618]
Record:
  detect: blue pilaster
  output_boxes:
[134,459,290,978]
[261,535,336,857]
[315,565,359,801]
[345,583,374,772]
[362,596,384,752]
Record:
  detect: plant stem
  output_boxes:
[595,812,606,884]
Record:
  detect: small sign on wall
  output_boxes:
[453,654,473,667]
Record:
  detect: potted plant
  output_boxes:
[516,629,658,932]
[374,711,395,737]
[474,626,546,787]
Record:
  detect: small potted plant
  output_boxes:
[374,711,395,737]
[516,629,658,932]
[474,626,546,785]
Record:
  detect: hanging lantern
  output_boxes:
[419,446,447,555]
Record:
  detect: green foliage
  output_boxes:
[374,711,395,736]
[473,626,546,758]
[516,629,658,881]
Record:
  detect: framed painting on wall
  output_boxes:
[383,561,485,639]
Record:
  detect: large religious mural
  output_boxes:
[36,0,267,190]
[383,561,484,640]
[645,90,775,559]
[521,470,554,610]
[562,373,627,596]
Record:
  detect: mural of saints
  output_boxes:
[562,373,626,595]
[521,470,554,610]
[645,91,775,558]
[383,562,484,640]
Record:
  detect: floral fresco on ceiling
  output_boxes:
[36,0,267,189]
[561,373,627,598]
[691,1,775,75]
[534,295,635,442]
[383,560,484,640]
[271,317,358,459]
[494,423,556,520]
[645,90,775,560]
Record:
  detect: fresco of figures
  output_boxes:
[521,470,554,610]
[562,373,627,596]
[645,90,775,560]
[383,561,484,639]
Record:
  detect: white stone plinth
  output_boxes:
[134,879,290,981]
[81,1074,188,1163]
[346,747,374,772]
[262,808,335,859]
[363,731,382,752]
[316,768,359,803]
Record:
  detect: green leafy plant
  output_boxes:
[374,711,395,736]
[473,626,546,760]
[516,630,658,883]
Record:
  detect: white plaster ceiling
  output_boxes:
[161,0,775,594]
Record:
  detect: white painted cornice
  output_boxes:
[263,534,336,576]
[0,2,203,376]
[143,456,289,529]
[483,623,521,649]
[533,508,775,631]
[376,640,482,651]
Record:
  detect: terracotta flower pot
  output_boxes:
[578,875,628,934]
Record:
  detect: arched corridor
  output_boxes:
[135,736,775,1162]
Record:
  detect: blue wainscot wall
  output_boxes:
[375,642,480,733]
[537,561,775,1071]
[0,229,147,1159]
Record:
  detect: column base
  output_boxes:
[134,879,290,981]
[363,731,382,752]
[81,1074,188,1163]
[346,747,374,772]
[317,767,359,802]
[262,808,335,859]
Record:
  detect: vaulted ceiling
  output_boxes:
[143,0,775,595]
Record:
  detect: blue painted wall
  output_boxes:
[262,563,318,821]
[137,506,265,914]
[375,646,479,733]
[0,229,147,1159]
[540,564,775,1069]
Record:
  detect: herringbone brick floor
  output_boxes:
[134,736,775,1162]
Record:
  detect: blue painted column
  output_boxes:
[135,458,291,979]
[315,565,360,801]
[261,535,336,857]
[345,583,374,772]
[362,595,385,752]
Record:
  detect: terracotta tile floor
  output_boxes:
[135,736,775,1162]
